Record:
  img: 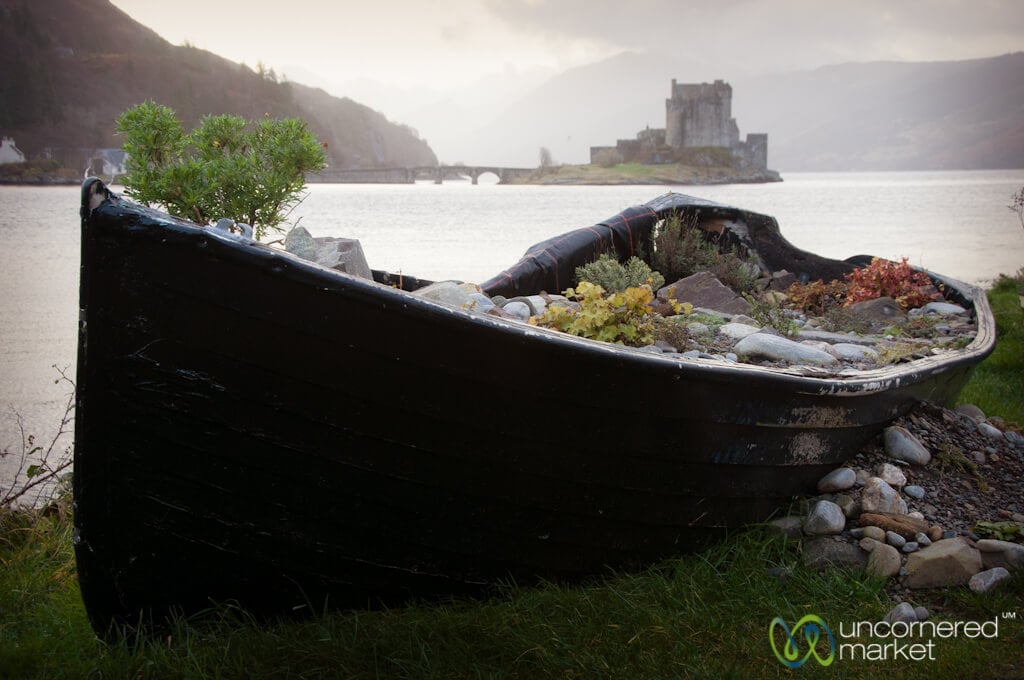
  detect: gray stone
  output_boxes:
[922,301,968,316]
[657,272,751,316]
[501,301,532,321]
[904,485,926,500]
[768,270,797,291]
[830,343,880,362]
[817,467,857,493]
[914,532,932,547]
[883,426,932,465]
[861,477,908,514]
[1006,430,1024,447]
[954,404,986,422]
[797,329,879,346]
[413,281,476,308]
[835,494,858,518]
[314,237,372,279]
[969,567,1011,593]
[903,538,983,589]
[734,333,839,366]
[866,542,902,578]
[862,525,886,542]
[766,516,804,540]
[913,606,930,621]
[902,541,919,553]
[283,225,318,260]
[686,322,710,336]
[804,500,847,535]
[886,531,907,549]
[466,293,495,313]
[846,296,907,324]
[884,602,918,624]
[859,536,880,551]
[876,462,907,488]
[803,537,868,572]
[717,322,761,341]
[977,421,1003,439]
[976,539,1024,572]
[855,469,871,487]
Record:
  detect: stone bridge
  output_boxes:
[310,165,534,185]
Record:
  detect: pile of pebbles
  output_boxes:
[409,272,979,376]
[769,401,1023,602]
[283,228,980,376]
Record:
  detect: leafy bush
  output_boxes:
[649,212,759,294]
[786,279,848,315]
[575,254,665,292]
[116,101,327,238]
[844,257,939,310]
[530,281,662,346]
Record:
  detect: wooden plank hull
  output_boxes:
[73,179,995,631]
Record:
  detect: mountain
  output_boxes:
[453,51,1024,171]
[0,0,437,170]
[732,54,1024,171]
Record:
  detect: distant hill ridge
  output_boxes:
[450,50,1024,171]
[0,0,437,171]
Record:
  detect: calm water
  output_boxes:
[2,171,1023,491]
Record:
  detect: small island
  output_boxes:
[509,79,782,186]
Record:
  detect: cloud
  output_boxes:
[483,0,1024,75]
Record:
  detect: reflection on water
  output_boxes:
[2,171,1023,488]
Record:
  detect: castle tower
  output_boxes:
[665,79,740,149]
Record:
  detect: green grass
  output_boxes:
[2,508,1021,678]
[957,272,1024,425]
[3,274,1024,678]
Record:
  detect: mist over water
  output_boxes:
[2,170,1023,490]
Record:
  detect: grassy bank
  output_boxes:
[956,272,1024,424]
[2,274,1022,678]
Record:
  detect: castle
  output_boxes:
[590,79,767,169]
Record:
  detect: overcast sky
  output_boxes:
[109,0,1024,91]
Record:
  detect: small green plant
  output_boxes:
[821,306,872,334]
[116,101,327,238]
[899,315,942,338]
[530,281,668,346]
[934,438,988,492]
[1009,185,1024,230]
[876,340,926,365]
[844,257,939,310]
[972,520,1023,542]
[1,367,75,510]
[649,212,760,294]
[575,253,665,292]
[744,293,800,336]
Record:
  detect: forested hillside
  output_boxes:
[0,0,437,171]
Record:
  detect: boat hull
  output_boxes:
[73,180,994,631]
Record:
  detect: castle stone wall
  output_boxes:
[590,79,769,170]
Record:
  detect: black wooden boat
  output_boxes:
[74,178,995,632]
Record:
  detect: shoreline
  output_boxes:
[501,162,783,186]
